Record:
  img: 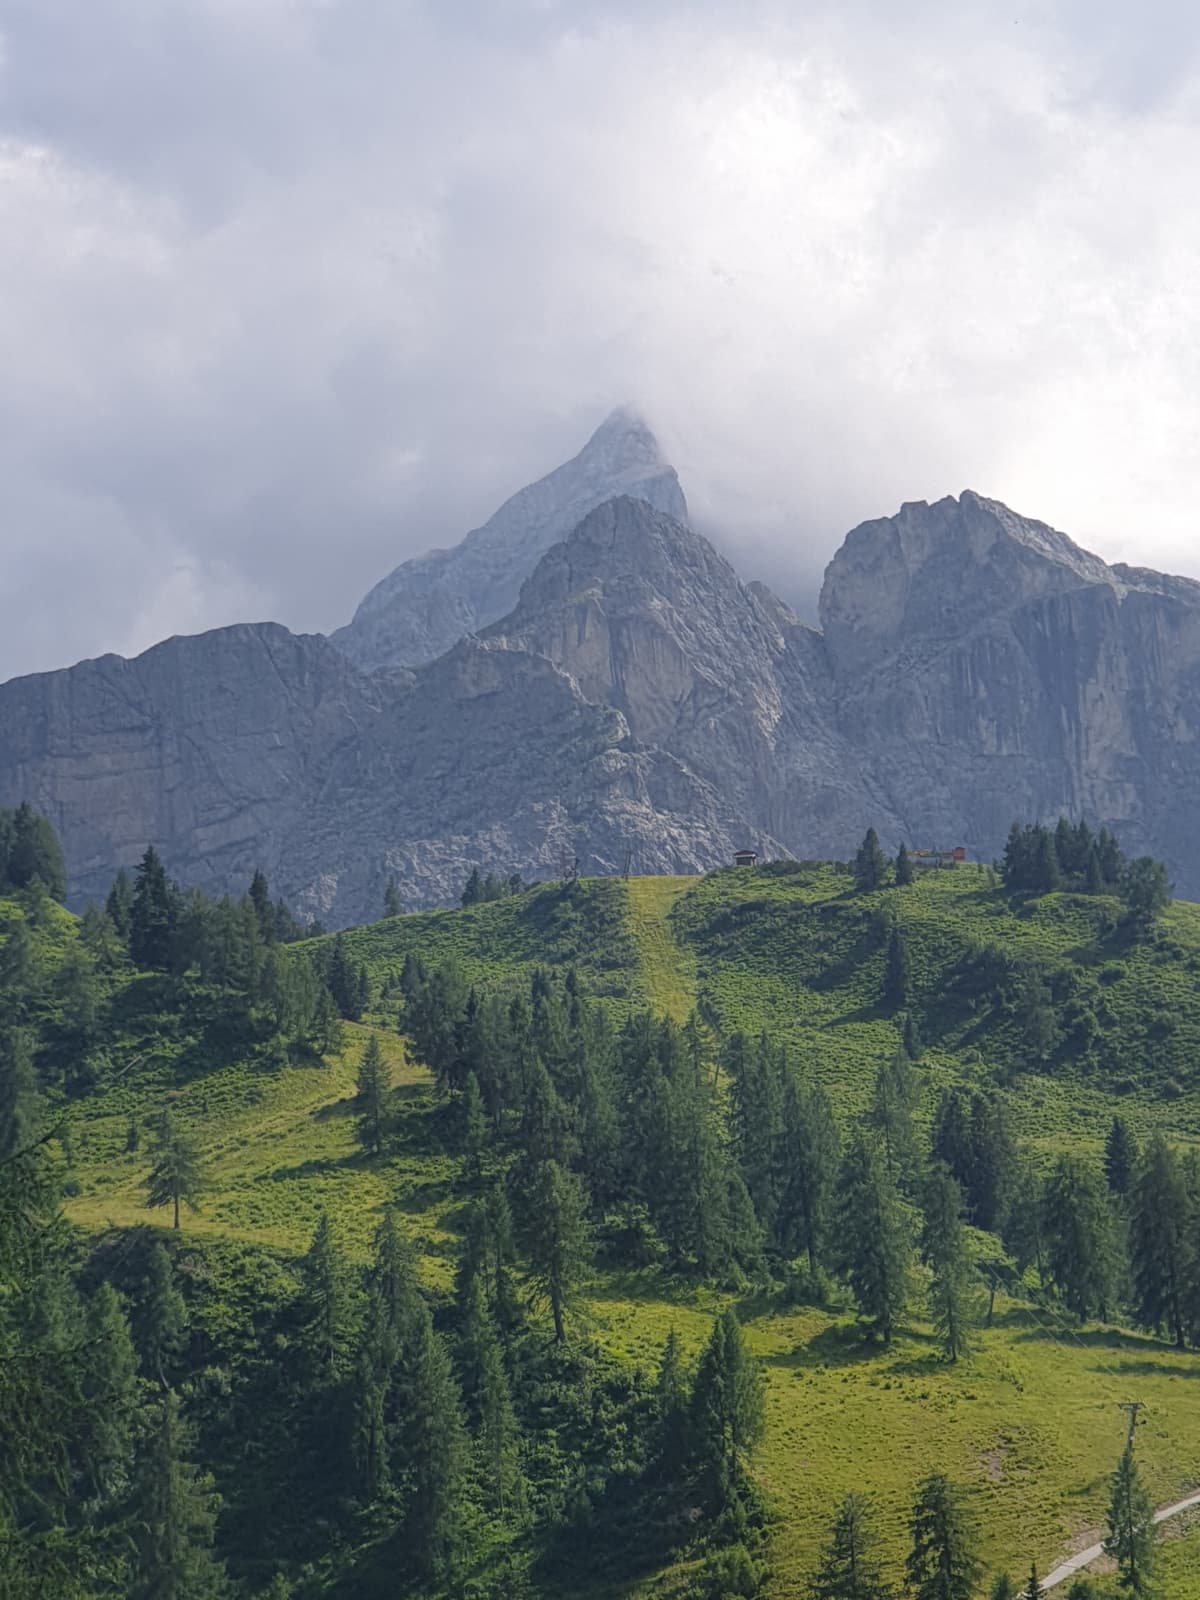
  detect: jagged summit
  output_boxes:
[331,408,687,672]
[819,489,1122,676]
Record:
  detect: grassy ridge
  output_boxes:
[61,866,1200,1595]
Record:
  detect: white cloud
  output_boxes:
[2,0,1200,677]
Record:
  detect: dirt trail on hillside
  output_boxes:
[1043,1489,1200,1589]
[623,877,698,1023]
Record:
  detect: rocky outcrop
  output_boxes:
[3,432,1200,924]
[331,408,687,672]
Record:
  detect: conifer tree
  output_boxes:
[835,1134,913,1345]
[689,1309,764,1511]
[1105,1443,1155,1595]
[921,1165,979,1363]
[327,933,364,1021]
[462,1070,487,1180]
[654,1329,691,1479]
[905,1473,980,1600]
[301,1212,352,1379]
[383,877,403,918]
[248,868,274,941]
[1105,1116,1138,1196]
[524,1159,590,1342]
[6,803,67,900]
[351,1288,396,1501]
[810,1493,894,1600]
[1026,1562,1044,1600]
[1129,1135,1189,1347]
[990,1576,1016,1600]
[354,1034,390,1156]
[79,1282,140,1516]
[777,1075,839,1270]
[461,867,484,906]
[139,1241,189,1385]
[895,844,914,887]
[144,1109,207,1230]
[0,1027,41,1162]
[458,1275,526,1523]
[131,1389,226,1600]
[1041,1154,1116,1321]
[105,868,134,946]
[404,1300,471,1580]
[883,924,911,1013]
[371,1206,422,1342]
[854,829,888,893]
[870,1044,918,1183]
[130,846,178,971]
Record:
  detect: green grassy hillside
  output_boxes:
[56,864,1200,1597]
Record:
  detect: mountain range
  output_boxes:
[2,410,1199,924]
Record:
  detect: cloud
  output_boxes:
[2,0,1200,677]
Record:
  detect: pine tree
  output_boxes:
[383,877,403,918]
[1026,1561,1044,1600]
[79,1281,140,1516]
[895,844,914,888]
[6,802,67,900]
[351,1288,396,1501]
[905,1473,980,1600]
[354,1034,390,1156]
[921,1165,979,1363]
[883,924,911,1013]
[835,1134,913,1344]
[524,1159,590,1342]
[990,1576,1017,1600]
[131,1389,227,1600]
[689,1309,764,1512]
[139,1241,189,1384]
[1130,1135,1189,1347]
[130,846,178,971]
[854,829,888,893]
[371,1206,423,1341]
[1105,1116,1138,1196]
[810,1493,894,1600]
[1105,1443,1155,1595]
[144,1109,207,1230]
[327,933,364,1021]
[461,867,484,906]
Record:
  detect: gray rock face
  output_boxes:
[331,408,687,672]
[3,435,1200,924]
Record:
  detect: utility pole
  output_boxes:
[1119,1401,1145,1449]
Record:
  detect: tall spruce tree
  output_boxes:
[895,844,914,888]
[1105,1116,1138,1197]
[1041,1154,1116,1321]
[854,829,888,893]
[689,1309,764,1512]
[777,1074,839,1270]
[1026,1562,1044,1600]
[883,924,911,1014]
[810,1493,894,1600]
[354,1034,390,1156]
[524,1159,590,1342]
[870,1044,918,1184]
[403,1299,471,1580]
[139,1241,189,1385]
[300,1212,353,1379]
[1129,1135,1189,1347]
[0,1027,41,1162]
[130,846,178,971]
[1105,1443,1155,1595]
[921,1165,979,1363]
[458,1275,526,1523]
[835,1134,913,1345]
[130,1389,226,1600]
[905,1473,980,1600]
[654,1329,691,1480]
[105,868,134,946]
[144,1110,207,1230]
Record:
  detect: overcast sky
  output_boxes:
[2,0,1200,682]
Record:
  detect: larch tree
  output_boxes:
[144,1109,207,1231]
[810,1493,894,1600]
[921,1165,980,1364]
[1105,1443,1156,1595]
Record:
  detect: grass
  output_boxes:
[54,867,1200,1596]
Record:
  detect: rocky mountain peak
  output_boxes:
[330,408,687,673]
[818,489,1121,677]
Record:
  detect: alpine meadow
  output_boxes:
[6,800,1200,1597]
